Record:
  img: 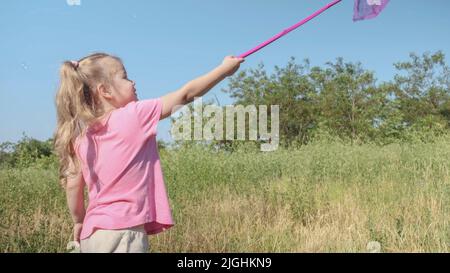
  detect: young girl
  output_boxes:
[53,52,244,253]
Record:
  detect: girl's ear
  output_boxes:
[96,83,112,99]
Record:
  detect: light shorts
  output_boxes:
[80,224,149,253]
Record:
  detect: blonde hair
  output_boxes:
[53,52,123,188]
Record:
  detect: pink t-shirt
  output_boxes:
[74,98,174,240]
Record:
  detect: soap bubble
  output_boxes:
[21,62,29,70]
[66,0,81,6]
[366,241,381,253]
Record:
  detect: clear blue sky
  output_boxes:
[1,0,450,144]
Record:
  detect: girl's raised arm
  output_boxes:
[160,56,244,120]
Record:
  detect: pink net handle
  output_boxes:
[238,0,342,59]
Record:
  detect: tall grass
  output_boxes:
[1,139,449,252]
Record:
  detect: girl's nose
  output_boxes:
[131,80,135,86]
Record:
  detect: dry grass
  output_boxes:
[1,140,449,252]
[151,177,448,253]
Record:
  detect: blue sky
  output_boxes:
[1,0,450,144]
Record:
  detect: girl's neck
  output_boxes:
[102,104,117,114]
[97,103,117,120]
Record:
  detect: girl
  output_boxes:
[53,52,244,253]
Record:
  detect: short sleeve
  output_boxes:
[133,98,163,139]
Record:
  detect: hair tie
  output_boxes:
[70,60,79,69]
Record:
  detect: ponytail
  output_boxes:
[53,53,122,187]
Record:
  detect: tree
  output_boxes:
[223,57,318,146]
[393,51,450,131]
[0,133,54,168]
[310,58,384,143]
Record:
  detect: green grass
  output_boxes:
[1,140,449,252]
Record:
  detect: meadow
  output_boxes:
[1,139,449,252]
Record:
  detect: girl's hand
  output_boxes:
[221,56,245,77]
[73,223,83,242]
